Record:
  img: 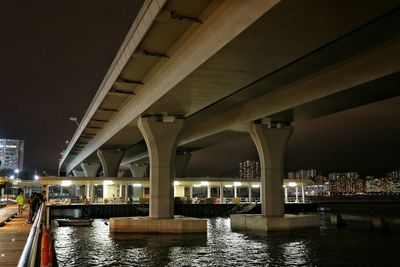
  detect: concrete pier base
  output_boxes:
[109,216,207,233]
[231,214,320,231]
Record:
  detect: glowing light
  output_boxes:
[251,184,260,188]
[288,182,297,187]
[224,185,233,188]
[34,175,39,180]
[10,175,15,180]
[173,181,180,186]
[133,183,142,187]
[61,180,72,187]
[103,180,113,185]
[200,181,209,186]
[193,184,201,188]
[233,182,242,187]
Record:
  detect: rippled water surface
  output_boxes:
[53,215,400,266]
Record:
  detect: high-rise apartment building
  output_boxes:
[328,172,363,193]
[239,160,260,179]
[288,169,317,180]
[0,139,24,170]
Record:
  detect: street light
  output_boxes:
[69,117,80,126]
[10,175,15,180]
[14,169,20,180]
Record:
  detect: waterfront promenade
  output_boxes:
[0,206,31,267]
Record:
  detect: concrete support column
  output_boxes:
[301,185,305,203]
[97,149,124,177]
[86,184,91,198]
[207,185,211,198]
[284,186,288,203]
[124,184,128,201]
[249,123,293,217]
[72,170,84,177]
[81,163,101,177]
[129,164,147,178]
[119,184,123,198]
[248,186,252,203]
[234,186,238,198]
[189,185,193,198]
[138,116,183,219]
[295,186,299,203]
[220,184,224,204]
[175,152,191,178]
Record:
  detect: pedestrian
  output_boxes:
[38,190,47,205]
[27,193,40,224]
[16,190,26,216]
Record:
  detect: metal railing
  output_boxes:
[17,203,44,267]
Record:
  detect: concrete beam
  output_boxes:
[180,39,400,145]
[62,0,281,175]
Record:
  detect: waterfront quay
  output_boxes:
[0,206,31,267]
[1,195,400,266]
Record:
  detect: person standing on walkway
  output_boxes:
[16,191,26,216]
[27,193,39,224]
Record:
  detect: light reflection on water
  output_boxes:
[53,216,400,267]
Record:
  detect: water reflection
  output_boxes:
[53,217,400,267]
[283,241,309,266]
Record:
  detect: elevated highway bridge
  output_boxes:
[58,0,400,226]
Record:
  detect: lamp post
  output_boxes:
[69,117,80,126]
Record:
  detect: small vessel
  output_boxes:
[57,219,93,226]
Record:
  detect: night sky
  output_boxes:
[0,1,142,174]
[1,1,399,178]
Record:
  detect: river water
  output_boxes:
[53,214,400,266]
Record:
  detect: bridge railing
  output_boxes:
[17,203,44,267]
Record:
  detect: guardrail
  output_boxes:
[17,203,44,267]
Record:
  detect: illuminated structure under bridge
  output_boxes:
[38,176,313,205]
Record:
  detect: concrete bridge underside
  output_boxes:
[58,0,400,230]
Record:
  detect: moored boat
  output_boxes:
[57,219,93,226]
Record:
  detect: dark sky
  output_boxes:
[0,1,399,178]
[0,1,142,174]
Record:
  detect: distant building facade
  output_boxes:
[366,171,400,193]
[239,161,260,179]
[328,172,364,193]
[288,169,317,180]
[0,139,24,170]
